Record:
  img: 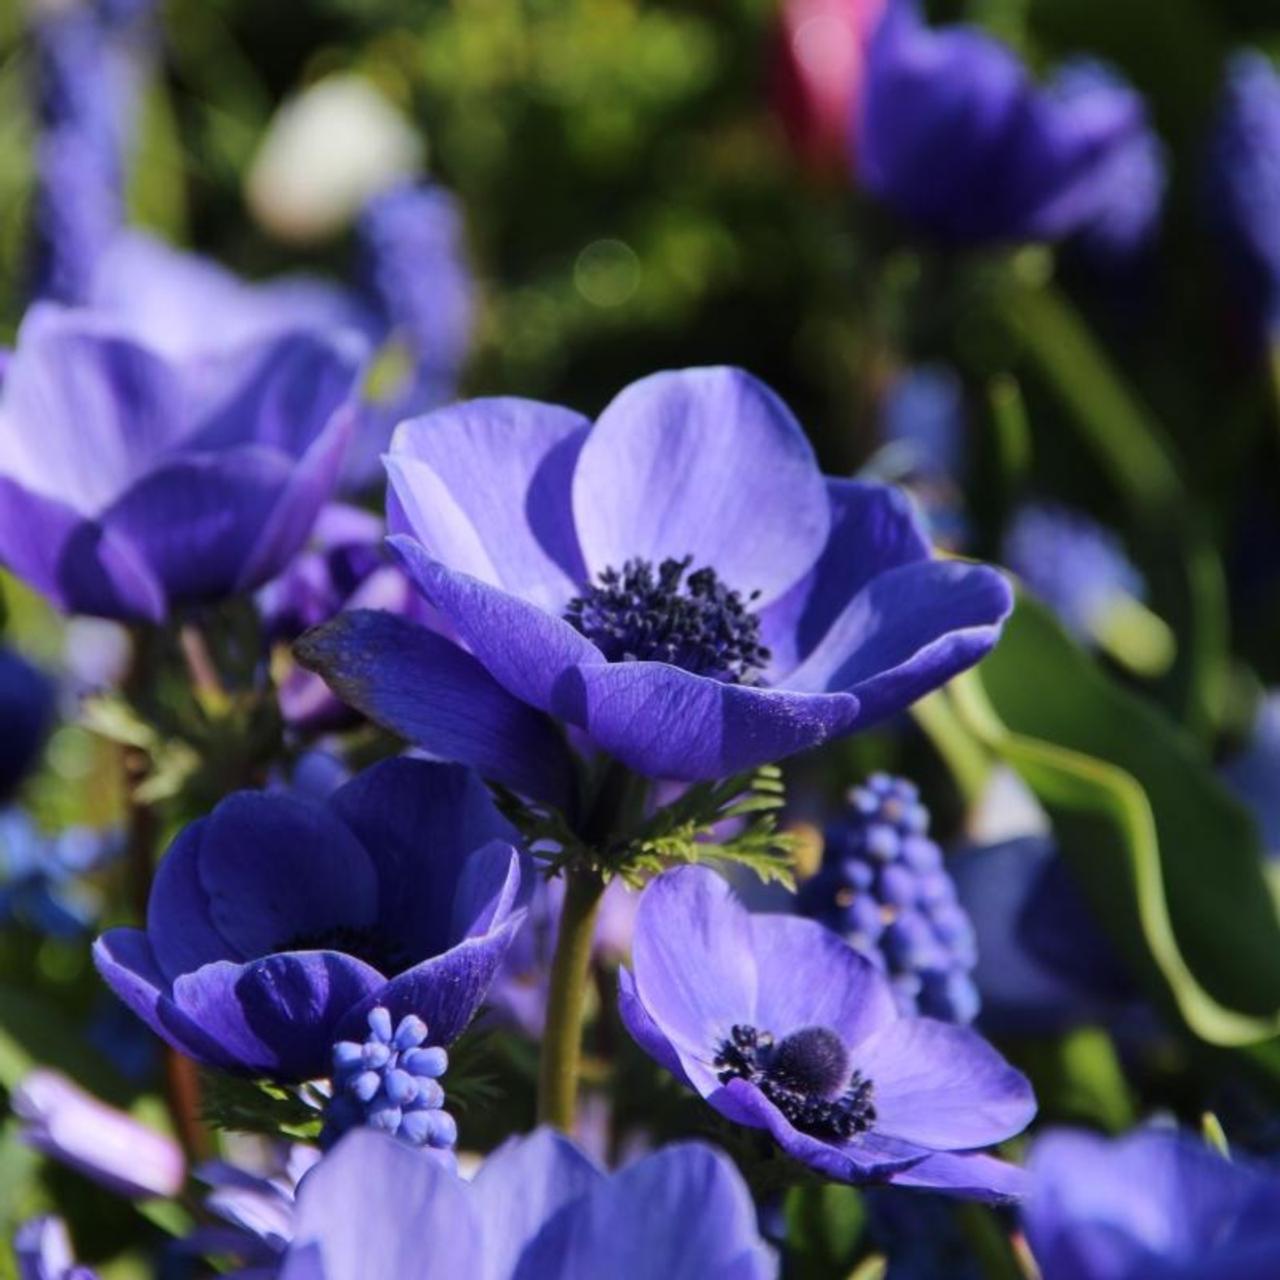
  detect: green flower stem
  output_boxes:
[537,862,607,1132]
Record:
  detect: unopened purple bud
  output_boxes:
[392,1014,427,1050]
[367,1006,393,1042]
[402,1046,448,1078]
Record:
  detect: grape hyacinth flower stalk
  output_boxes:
[93,760,524,1078]
[280,1127,777,1279]
[1024,1128,1280,1279]
[0,298,364,623]
[1002,503,1174,675]
[621,867,1034,1201]
[799,774,981,1024]
[858,3,1163,248]
[1206,52,1280,338]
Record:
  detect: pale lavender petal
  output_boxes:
[386,398,589,612]
[572,367,829,606]
[885,1150,1029,1204]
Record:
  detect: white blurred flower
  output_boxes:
[246,73,424,243]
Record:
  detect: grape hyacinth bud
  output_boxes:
[322,1007,456,1155]
[798,773,980,1023]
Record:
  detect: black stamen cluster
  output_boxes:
[280,924,409,975]
[565,556,771,684]
[714,1023,877,1141]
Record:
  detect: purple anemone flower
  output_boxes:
[280,1126,776,1278]
[92,759,524,1080]
[300,366,1011,794]
[858,3,1160,246]
[620,867,1034,1202]
[0,647,55,801]
[1024,1128,1280,1280]
[259,504,424,732]
[0,295,365,623]
[1221,692,1280,860]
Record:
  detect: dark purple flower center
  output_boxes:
[278,924,409,976]
[714,1023,876,1140]
[564,556,770,684]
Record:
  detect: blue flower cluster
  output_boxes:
[800,774,980,1024]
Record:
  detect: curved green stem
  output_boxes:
[537,864,606,1132]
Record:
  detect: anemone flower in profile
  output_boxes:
[620,866,1035,1202]
[279,1126,776,1278]
[93,759,524,1080]
[300,365,1011,798]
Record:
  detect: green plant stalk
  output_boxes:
[537,862,606,1132]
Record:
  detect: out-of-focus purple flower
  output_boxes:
[950,836,1137,1037]
[322,1006,456,1154]
[620,866,1034,1201]
[185,1142,318,1273]
[0,812,121,937]
[799,774,980,1023]
[1207,52,1280,335]
[0,647,55,800]
[94,760,523,1080]
[282,1126,777,1278]
[490,876,638,1037]
[1002,503,1145,641]
[13,1069,185,1199]
[1221,692,1280,860]
[28,8,123,304]
[1025,1128,1280,1279]
[858,4,1159,247]
[0,294,364,622]
[345,182,476,491]
[13,1216,98,1280]
[300,367,1011,798]
[259,505,423,732]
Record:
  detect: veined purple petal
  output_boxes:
[387,397,589,612]
[572,367,830,607]
[886,1149,1029,1204]
[555,659,860,780]
[295,610,575,806]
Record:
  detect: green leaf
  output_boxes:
[1011,1026,1133,1133]
[783,1182,868,1280]
[952,597,1280,1046]
[198,1072,321,1140]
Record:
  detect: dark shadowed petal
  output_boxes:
[713,1079,927,1181]
[328,758,519,958]
[236,402,356,593]
[287,1129,481,1278]
[92,931,247,1071]
[146,817,240,981]
[0,478,165,621]
[0,308,185,513]
[295,611,575,806]
[472,1129,601,1279]
[632,868,757,1065]
[170,953,384,1079]
[749,914,898,1044]
[854,1017,1035,1150]
[761,481,931,678]
[168,792,378,966]
[555,660,860,780]
[885,1150,1029,1204]
[387,398,590,612]
[187,330,366,457]
[572,367,829,606]
[389,537,602,712]
[100,448,294,605]
[517,1141,777,1280]
[785,559,1012,723]
[617,967,692,1083]
[339,918,525,1048]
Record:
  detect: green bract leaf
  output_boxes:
[952,596,1280,1047]
[198,1072,321,1140]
